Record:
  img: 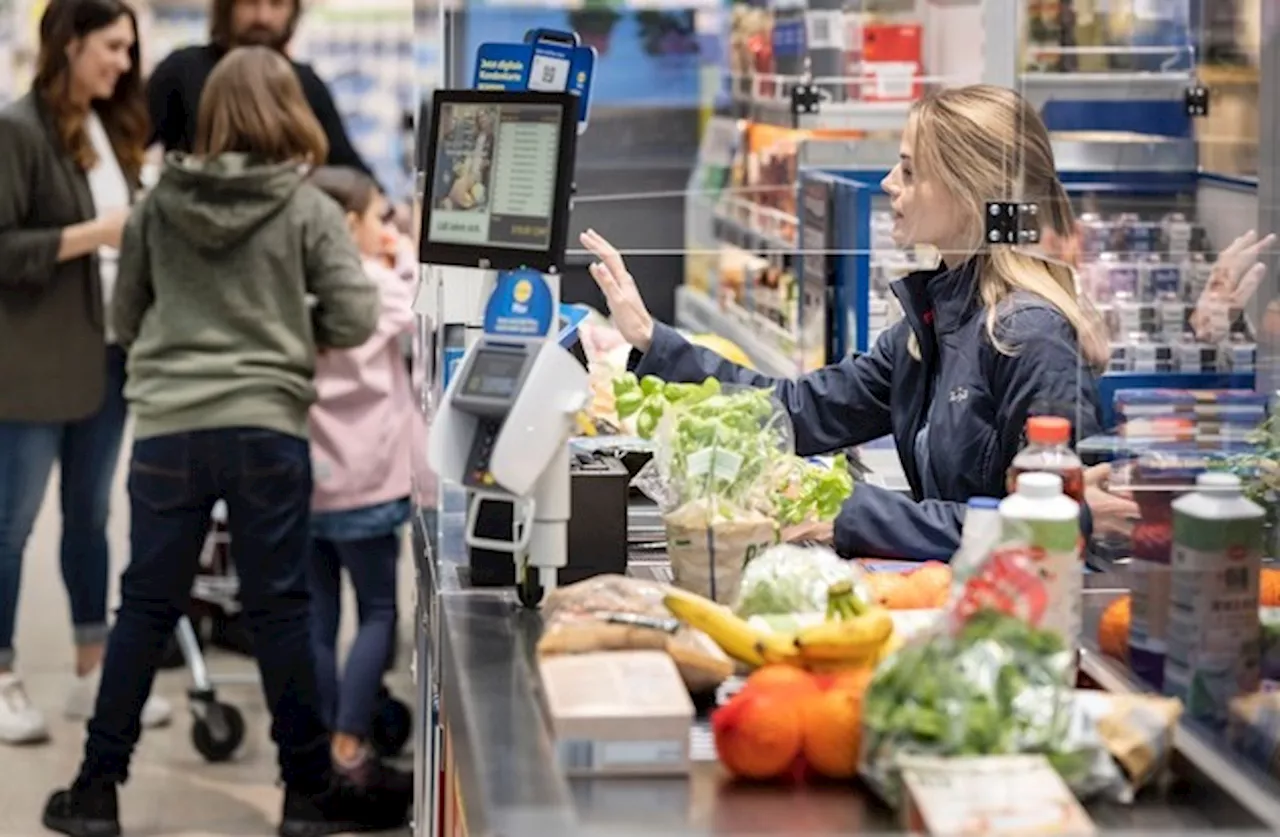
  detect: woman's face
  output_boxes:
[67,14,134,103]
[349,191,392,257]
[880,117,964,254]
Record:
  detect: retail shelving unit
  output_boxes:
[679,0,1272,427]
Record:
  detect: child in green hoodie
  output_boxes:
[44,46,410,837]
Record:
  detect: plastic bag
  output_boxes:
[860,545,1125,807]
[632,385,794,603]
[536,574,734,694]
[733,543,865,617]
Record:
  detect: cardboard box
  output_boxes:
[900,755,1097,836]
[540,650,694,778]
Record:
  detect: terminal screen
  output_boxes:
[426,101,564,252]
[461,350,526,400]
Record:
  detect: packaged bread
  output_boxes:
[538,574,733,694]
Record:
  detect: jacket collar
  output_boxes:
[890,256,982,350]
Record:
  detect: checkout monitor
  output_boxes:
[420,89,578,274]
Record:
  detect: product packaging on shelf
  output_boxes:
[859,22,922,102]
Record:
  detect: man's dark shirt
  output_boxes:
[147,44,375,178]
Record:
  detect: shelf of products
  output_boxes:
[678,0,1266,434]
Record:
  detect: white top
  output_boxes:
[84,111,130,344]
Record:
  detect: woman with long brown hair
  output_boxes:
[0,0,170,746]
[43,46,409,837]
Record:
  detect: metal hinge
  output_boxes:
[984,202,1041,246]
[1184,83,1210,117]
[790,83,821,120]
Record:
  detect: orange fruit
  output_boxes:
[910,562,952,608]
[712,689,804,781]
[863,572,906,608]
[746,664,821,697]
[801,683,865,780]
[1263,568,1280,607]
[814,666,875,694]
[1098,595,1131,660]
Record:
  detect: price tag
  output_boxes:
[687,449,744,481]
[528,51,571,92]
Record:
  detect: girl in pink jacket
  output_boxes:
[305,167,416,786]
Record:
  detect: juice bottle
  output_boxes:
[1008,416,1085,505]
[999,472,1082,681]
[1164,472,1265,729]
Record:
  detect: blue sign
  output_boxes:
[473,31,595,132]
[483,269,555,338]
[557,302,590,349]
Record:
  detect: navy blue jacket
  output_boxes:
[634,258,1102,560]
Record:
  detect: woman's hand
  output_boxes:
[580,229,655,352]
[781,520,835,546]
[1084,463,1140,539]
[1190,229,1275,343]
[96,208,130,249]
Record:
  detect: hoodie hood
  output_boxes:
[150,153,306,252]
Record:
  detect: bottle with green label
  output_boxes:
[1164,472,1265,729]
[998,472,1082,678]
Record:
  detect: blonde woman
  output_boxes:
[584,84,1125,560]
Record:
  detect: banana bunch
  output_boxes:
[662,581,895,672]
[663,588,778,668]
[790,580,895,670]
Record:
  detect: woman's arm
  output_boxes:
[829,305,1103,561]
[633,321,898,456]
[0,116,118,284]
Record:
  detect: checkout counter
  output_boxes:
[412,490,1280,837]
[410,85,1280,837]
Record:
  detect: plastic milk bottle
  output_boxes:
[999,472,1082,676]
[1164,472,1265,728]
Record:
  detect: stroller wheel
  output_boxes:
[191,700,245,763]
[370,695,412,758]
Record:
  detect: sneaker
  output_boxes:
[278,775,411,837]
[42,780,120,837]
[65,668,173,729]
[0,673,49,744]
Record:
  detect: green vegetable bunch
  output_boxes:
[771,458,854,527]
[654,384,793,516]
[861,610,1095,804]
[612,372,721,439]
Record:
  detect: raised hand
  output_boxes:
[580,229,656,352]
[1191,230,1276,343]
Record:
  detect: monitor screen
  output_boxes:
[460,349,527,400]
[424,92,573,268]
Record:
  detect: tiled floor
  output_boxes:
[0,440,416,837]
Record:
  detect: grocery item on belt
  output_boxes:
[536,574,734,694]
[732,543,865,618]
[1075,691,1182,800]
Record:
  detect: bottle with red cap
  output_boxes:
[1007,416,1085,505]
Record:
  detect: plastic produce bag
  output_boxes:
[860,545,1125,807]
[535,574,734,694]
[733,543,865,617]
[635,385,795,604]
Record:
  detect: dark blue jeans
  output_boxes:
[80,428,330,790]
[308,534,399,739]
[0,345,128,669]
